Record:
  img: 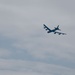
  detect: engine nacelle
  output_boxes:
[54,32,56,34]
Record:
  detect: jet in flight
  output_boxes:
[43,24,66,35]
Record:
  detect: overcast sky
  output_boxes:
[0,0,75,75]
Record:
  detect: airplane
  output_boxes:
[43,24,66,35]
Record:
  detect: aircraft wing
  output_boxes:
[43,24,51,33]
[54,31,66,35]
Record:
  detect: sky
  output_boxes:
[0,0,75,75]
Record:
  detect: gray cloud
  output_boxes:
[0,59,75,75]
[0,0,75,75]
[0,48,11,58]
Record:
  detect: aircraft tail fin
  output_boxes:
[54,25,61,31]
[57,25,61,31]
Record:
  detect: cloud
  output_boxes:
[0,48,11,58]
[0,0,75,75]
[0,59,75,75]
[0,0,75,62]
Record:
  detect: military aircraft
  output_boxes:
[43,24,66,35]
